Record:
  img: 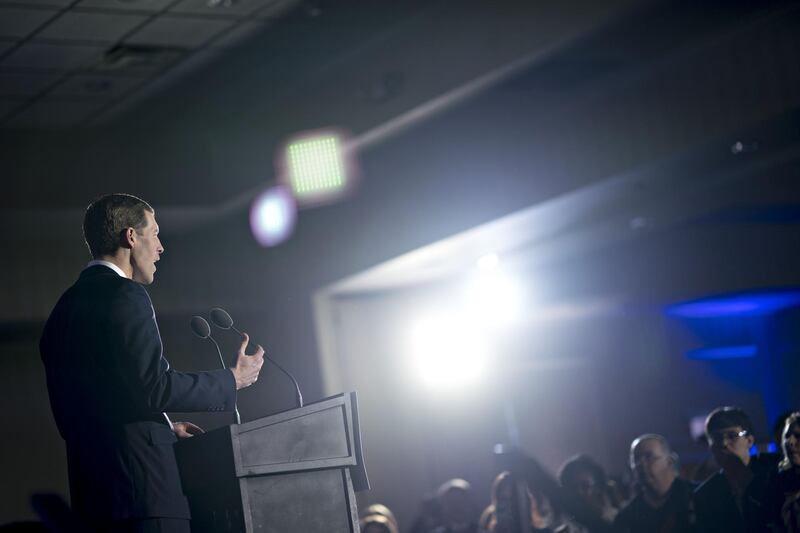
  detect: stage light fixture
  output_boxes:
[284,132,347,202]
[666,290,800,318]
[249,186,296,247]
[686,344,758,360]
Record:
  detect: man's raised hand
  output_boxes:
[230,332,264,390]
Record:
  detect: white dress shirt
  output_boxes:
[86,259,129,279]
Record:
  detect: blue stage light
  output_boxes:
[686,344,758,360]
[767,442,779,453]
[666,290,800,318]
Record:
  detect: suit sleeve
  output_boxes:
[108,281,236,414]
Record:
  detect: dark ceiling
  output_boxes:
[1,0,798,316]
[0,0,299,128]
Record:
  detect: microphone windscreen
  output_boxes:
[190,316,211,339]
[209,307,234,329]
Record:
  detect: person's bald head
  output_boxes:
[629,434,678,498]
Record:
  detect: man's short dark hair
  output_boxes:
[83,193,154,258]
[705,406,754,437]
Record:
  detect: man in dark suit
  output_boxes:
[40,193,265,533]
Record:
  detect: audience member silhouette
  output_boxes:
[433,479,480,533]
[559,455,618,525]
[360,503,400,533]
[758,411,800,532]
[479,471,559,532]
[773,412,795,454]
[408,492,443,533]
[693,406,778,533]
[361,513,400,533]
[613,434,695,533]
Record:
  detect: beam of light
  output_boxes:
[666,290,800,318]
[249,186,296,247]
[463,271,522,325]
[476,253,499,271]
[686,344,758,360]
[411,314,486,389]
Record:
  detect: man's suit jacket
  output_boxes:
[40,265,236,523]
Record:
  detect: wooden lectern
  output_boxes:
[175,392,369,533]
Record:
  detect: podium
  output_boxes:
[174,392,369,533]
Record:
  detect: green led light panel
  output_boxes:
[285,134,346,197]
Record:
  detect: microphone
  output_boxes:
[190,315,211,339]
[208,307,304,408]
[190,315,241,424]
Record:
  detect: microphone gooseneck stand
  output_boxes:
[190,316,241,424]
[207,333,242,425]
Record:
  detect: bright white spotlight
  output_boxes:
[411,315,485,388]
[464,272,522,324]
[476,253,499,271]
[249,186,297,247]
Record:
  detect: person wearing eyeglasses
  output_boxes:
[693,406,779,533]
[613,434,696,533]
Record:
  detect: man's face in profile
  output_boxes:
[131,211,164,285]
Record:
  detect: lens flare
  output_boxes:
[249,186,297,247]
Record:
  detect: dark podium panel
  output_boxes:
[175,392,368,533]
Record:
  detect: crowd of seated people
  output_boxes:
[363,406,800,533]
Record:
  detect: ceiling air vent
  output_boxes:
[98,45,186,72]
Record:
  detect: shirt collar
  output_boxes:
[86,259,130,279]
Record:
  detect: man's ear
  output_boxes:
[746,434,756,448]
[669,452,680,471]
[120,228,135,249]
